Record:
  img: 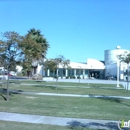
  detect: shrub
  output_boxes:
[77,76,81,79]
[73,76,76,79]
[70,76,73,79]
[66,76,69,79]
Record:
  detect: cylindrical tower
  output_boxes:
[104,47,129,65]
[104,46,130,80]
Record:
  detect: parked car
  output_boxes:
[105,76,116,80]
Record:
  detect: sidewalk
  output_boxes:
[0,88,130,100]
[0,112,120,130]
[18,91,130,100]
[20,83,125,89]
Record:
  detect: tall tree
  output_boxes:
[119,52,130,91]
[20,28,49,78]
[60,55,70,78]
[44,59,57,77]
[54,55,70,89]
[0,31,23,101]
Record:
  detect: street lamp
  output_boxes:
[116,46,120,87]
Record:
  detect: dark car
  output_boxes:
[105,76,116,80]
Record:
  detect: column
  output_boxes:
[56,69,58,77]
[74,69,76,76]
[65,69,68,77]
[83,69,85,78]
[47,69,50,77]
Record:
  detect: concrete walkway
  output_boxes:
[0,80,129,129]
[20,83,125,89]
[0,112,121,130]
[1,88,130,100]
[18,91,130,100]
[19,78,130,90]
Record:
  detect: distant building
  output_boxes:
[1,46,130,81]
[105,46,130,81]
[36,58,105,79]
[36,46,130,80]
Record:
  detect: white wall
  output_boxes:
[105,63,117,77]
[16,66,23,72]
[104,48,130,80]
[105,62,128,80]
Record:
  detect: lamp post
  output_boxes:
[116,46,120,87]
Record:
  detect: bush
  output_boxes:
[70,76,75,79]
[73,76,76,79]
[54,76,58,79]
[66,76,69,79]
[17,72,23,76]
[22,71,27,76]
[77,76,81,79]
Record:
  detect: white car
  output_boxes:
[10,71,17,76]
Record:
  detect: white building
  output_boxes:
[1,46,129,81]
[105,46,130,81]
[36,58,105,79]
[36,46,130,80]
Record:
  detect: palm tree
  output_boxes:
[27,28,49,57]
[21,28,49,78]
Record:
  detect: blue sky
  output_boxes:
[1,0,130,62]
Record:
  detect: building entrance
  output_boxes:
[89,70,100,79]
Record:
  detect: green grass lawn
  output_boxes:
[0,121,68,130]
[0,94,129,121]
[0,121,95,130]
[0,81,130,122]
[7,81,130,97]
[8,80,123,87]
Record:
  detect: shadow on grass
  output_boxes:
[0,93,6,100]
[34,85,56,90]
[67,120,128,130]
[101,97,130,108]
[0,88,24,100]
[88,94,130,108]
[90,86,124,90]
[0,88,23,94]
[9,81,21,84]
[35,80,46,82]
[33,85,65,90]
